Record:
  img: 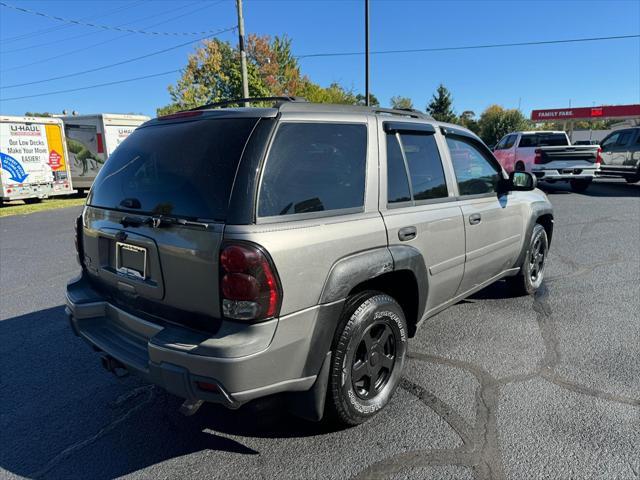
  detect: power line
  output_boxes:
[1,29,235,89]
[297,34,640,58]
[0,0,213,55]
[0,1,230,36]
[0,0,147,44]
[0,69,182,102]
[0,1,229,72]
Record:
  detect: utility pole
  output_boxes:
[364,0,370,106]
[236,0,249,104]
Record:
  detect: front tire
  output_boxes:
[570,178,591,192]
[326,291,408,426]
[624,175,640,184]
[508,223,549,296]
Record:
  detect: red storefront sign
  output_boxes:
[531,104,640,121]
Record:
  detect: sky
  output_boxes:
[0,0,639,118]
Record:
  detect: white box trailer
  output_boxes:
[0,115,74,203]
[61,113,150,192]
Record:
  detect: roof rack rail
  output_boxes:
[189,96,307,111]
[372,107,432,119]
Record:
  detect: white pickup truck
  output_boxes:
[493,131,601,192]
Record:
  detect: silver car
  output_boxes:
[66,98,553,425]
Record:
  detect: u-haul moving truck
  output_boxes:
[61,113,150,191]
[0,115,74,203]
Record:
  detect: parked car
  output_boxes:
[493,131,601,192]
[66,98,553,425]
[597,127,640,183]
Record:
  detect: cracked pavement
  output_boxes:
[1,179,638,479]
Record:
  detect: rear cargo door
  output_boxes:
[83,116,261,330]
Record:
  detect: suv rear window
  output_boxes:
[519,133,568,148]
[88,118,258,220]
[258,123,366,217]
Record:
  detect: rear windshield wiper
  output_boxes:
[120,214,210,229]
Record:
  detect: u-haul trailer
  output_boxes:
[61,113,150,192]
[0,115,74,203]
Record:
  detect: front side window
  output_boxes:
[258,123,366,217]
[495,136,509,150]
[601,133,620,150]
[446,136,501,196]
[504,134,517,149]
[616,132,632,146]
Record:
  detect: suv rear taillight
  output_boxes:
[534,149,542,164]
[74,214,84,268]
[596,147,602,164]
[220,243,281,321]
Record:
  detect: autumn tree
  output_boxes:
[158,35,360,115]
[478,105,529,146]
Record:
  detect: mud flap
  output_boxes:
[286,351,332,422]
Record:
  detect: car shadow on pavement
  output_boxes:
[0,306,330,479]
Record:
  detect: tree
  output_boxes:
[426,84,456,123]
[390,96,413,110]
[158,35,363,115]
[458,110,480,134]
[24,112,53,117]
[478,105,529,146]
[355,93,380,107]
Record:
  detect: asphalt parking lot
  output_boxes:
[1,179,638,480]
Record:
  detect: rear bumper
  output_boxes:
[597,166,639,178]
[66,274,343,407]
[532,166,597,181]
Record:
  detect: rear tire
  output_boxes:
[625,176,640,184]
[515,162,526,172]
[325,291,408,426]
[507,224,548,296]
[569,178,591,192]
[23,198,43,204]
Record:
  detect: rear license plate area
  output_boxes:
[116,242,147,279]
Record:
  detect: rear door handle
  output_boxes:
[398,226,417,241]
[469,213,482,225]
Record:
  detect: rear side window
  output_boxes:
[400,133,448,201]
[258,123,366,217]
[385,130,448,205]
[386,134,411,203]
[88,118,258,220]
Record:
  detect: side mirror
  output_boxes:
[509,171,537,191]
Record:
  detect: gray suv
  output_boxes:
[66,98,554,425]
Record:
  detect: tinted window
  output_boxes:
[399,133,448,200]
[447,137,500,196]
[495,136,508,150]
[386,134,411,204]
[258,123,366,217]
[504,134,517,148]
[88,118,258,220]
[616,132,632,146]
[519,133,568,148]
[601,133,619,150]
